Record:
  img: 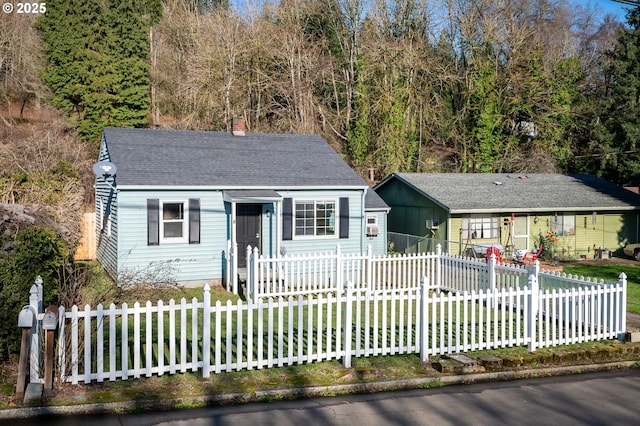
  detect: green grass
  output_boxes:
[562,264,640,314]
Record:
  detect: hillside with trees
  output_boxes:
[0,0,639,358]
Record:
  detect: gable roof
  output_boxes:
[365,189,390,211]
[102,127,368,189]
[376,173,640,213]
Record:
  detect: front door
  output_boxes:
[512,215,529,251]
[236,204,261,267]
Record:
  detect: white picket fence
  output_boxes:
[243,244,540,299]
[21,253,627,386]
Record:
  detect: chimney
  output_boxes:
[232,117,246,136]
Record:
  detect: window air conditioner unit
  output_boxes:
[426,219,439,230]
[366,224,379,236]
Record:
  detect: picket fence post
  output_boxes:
[231,241,238,294]
[342,280,353,368]
[225,240,231,294]
[29,278,41,383]
[244,245,253,296]
[420,276,429,362]
[336,244,343,290]
[251,247,260,300]
[619,272,627,338]
[488,254,497,291]
[202,283,211,378]
[435,244,442,290]
[366,245,373,290]
[528,273,539,352]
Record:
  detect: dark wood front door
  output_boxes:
[236,204,261,267]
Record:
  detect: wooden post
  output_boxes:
[15,328,31,399]
[42,306,59,395]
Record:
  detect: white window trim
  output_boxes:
[552,212,576,236]
[293,198,339,240]
[462,214,499,240]
[160,200,188,243]
[366,214,378,226]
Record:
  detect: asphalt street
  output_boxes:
[8,369,640,426]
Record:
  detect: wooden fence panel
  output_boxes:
[74,212,96,260]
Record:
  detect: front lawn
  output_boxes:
[562,264,640,315]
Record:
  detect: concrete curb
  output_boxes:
[1,361,637,420]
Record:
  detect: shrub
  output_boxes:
[0,227,68,360]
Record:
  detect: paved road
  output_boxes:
[11,369,640,426]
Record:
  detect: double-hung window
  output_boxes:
[295,200,336,237]
[161,201,186,241]
[147,198,200,245]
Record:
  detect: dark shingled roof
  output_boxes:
[365,189,390,211]
[380,173,640,213]
[102,127,368,188]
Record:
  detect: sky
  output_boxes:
[575,0,637,22]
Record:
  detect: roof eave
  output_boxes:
[115,184,369,191]
[449,206,640,214]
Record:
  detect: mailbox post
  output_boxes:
[16,306,36,399]
[42,306,58,395]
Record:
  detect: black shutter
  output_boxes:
[147,199,159,246]
[339,197,349,239]
[189,198,200,244]
[283,198,293,240]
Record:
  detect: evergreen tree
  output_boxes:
[37,0,161,144]
[598,6,640,185]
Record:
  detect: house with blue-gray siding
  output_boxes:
[95,123,388,286]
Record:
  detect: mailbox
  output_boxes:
[42,308,58,331]
[18,306,35,328]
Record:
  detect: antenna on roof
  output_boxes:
[92,161,118,191]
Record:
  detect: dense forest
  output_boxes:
[2,0,640,182]
[0,1,639,356]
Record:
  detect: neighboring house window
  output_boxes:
[366,214,379,237]
[147,198,200,245]
[295,200,336,237]
[552,213,575,236]
[462,215,499,240]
